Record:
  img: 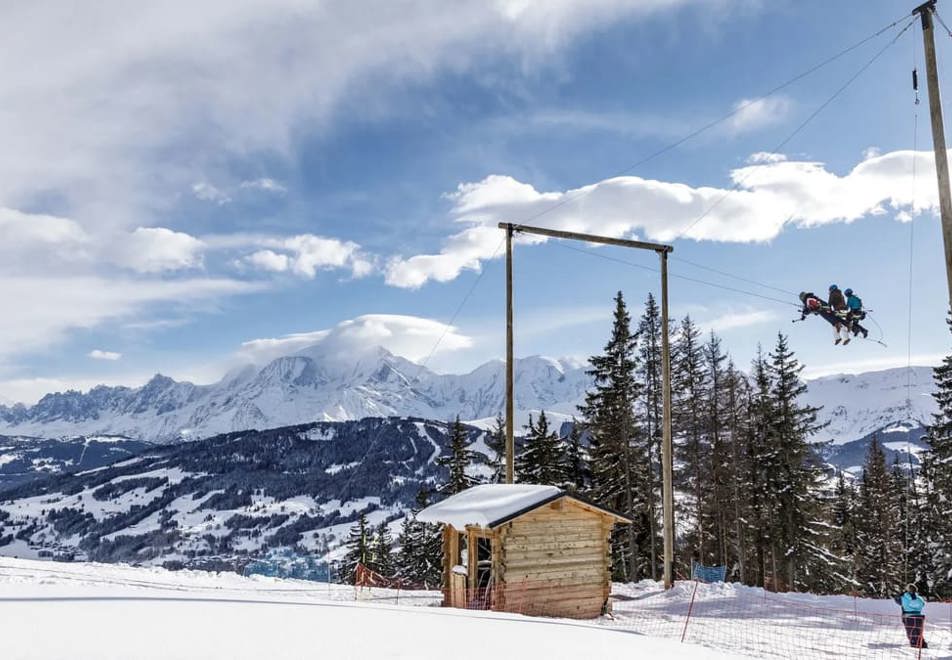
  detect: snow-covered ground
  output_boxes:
[0,558,740,660]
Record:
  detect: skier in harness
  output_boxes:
[844,288,869,339]
[894,583,928,649]
[827,285,851,345]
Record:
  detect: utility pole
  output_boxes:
[659,250,675,590]
[505,223,515,485]
[498,222,676,588]
[914,0,952,308]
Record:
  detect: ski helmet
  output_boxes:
[844,288,853,296]
[829,284,838,291]
[799,292,808,302]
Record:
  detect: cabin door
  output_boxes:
[467,531,494,609]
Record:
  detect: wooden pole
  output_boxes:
[915,0,952,309]
[505,223,515,485]
[660,250,675,590]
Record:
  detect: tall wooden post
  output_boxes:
[915,0,952,308]
[659,250,675,589]
[505,223,515,485]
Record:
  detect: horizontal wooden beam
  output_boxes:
[498,222,673,254]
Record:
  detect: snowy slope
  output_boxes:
[1,557,947,659]
[0,557,744,660]
[801,366,936,445]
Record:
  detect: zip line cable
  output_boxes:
[935,9,952,38]
[670,251,800,297]
[501,12,915,231]
[550,241,800,309]
[673,16,918,242]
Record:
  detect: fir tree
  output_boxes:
[486,414,507,484]
[516,411,566,486]
[854,439,903,597]
[340,513,370,584]
[370,520,395,577]
[579,291,648,580]
[765,333,824,591]
[437,416,478,495]
[563,420,590,493]
[395,489,443,588]
[637,293,664,580]
[920,315,952,597]
[829,471,858,588]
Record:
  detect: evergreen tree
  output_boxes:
[486,414,507,484]
[579,291,648,580]
[765,333,825,591]
[854,439,903,597]
[395,489,443,588]
[437,416,478,495]
[724,359,751,584]
[340,513,370,584]
[672,316,710,565]
[370,520,395,577]
[920,316,952,597]
[745,346,775,588]
[563,420,590,493]
[829,471,859,589]
[516,411,566,486]
[637,293,664,580]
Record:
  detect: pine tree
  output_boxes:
[395,489,443,588]
[854,439,903,597]
[745,346,775,588]
[920,315,952,597]
[516,411,566,486]
[829,471,859,589]
[672,316,710,565]
[340,513,370,584]
[370,520,395,577]
[579,291,648,580]
[437,416,478,495]
[486,414,507,484]
[724,359,751,584]
[563,420,590,493]
[637,293,664,581]
[765,333,825,591]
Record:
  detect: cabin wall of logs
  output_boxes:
[441,498,616,619]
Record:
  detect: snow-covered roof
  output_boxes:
[416,484,629,529]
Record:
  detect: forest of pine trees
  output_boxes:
[338,295,952,598]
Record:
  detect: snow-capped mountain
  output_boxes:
[0,343,939,449]
[0,346,589,444]
[801,366,937,446]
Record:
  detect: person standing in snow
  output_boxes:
[894,583,928,649]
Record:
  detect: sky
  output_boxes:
[2,0,952,404]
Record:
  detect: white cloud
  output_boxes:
[0,0,716,232]
[245,249,291,273]
[726,96,792,135]
[387,149,947,287]
[238,314,473,365]
[241,234,374,279]
[88,349,123,361]
[191,182,231,205]
[116,227,206,273]
[240,178,287,194]
[701,309,779,333]
[0,276,263,365]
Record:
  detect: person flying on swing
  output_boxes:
[827,284,851,345]
[844,288,869,339]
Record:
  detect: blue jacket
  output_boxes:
[898,592,926,615]
[846,294,863,312]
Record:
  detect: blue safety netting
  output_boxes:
[691,562,727,583]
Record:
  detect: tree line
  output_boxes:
[340,292,952,598]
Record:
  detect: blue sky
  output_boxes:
[2,0,951,403]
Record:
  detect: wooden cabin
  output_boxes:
[416,484,631,619]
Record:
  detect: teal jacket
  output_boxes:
[900,592,926,615]
[846,294,863,312]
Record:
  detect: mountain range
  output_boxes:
[0,344,938,450]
